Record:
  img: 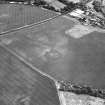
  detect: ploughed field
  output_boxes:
[0,2,105,105]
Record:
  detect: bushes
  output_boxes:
[57,0,70,5]
[33,0,47,6]
[60,2,76,14]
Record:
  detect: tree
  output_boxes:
[57,0,70,5]
[33,0,47,6]
[60,2,76,14]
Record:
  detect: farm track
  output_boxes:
[0,13,62,36]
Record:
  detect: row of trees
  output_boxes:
[0,0,30,3]
[32,0,77,13]
[60,2,77,14]
[32,0,46,6]
[57,0,70,5]
[33,0,59,12]
[0,0,59,12]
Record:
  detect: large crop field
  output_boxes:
[0,2,105,105]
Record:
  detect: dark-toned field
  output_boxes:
[0,45,60,105]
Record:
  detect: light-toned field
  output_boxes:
[58,91,105,105]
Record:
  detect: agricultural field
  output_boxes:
[0,46,60,105]
[1,6,105,89]
[0,3,58,33]
[0,3,61,105]
[0,1,105,105]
